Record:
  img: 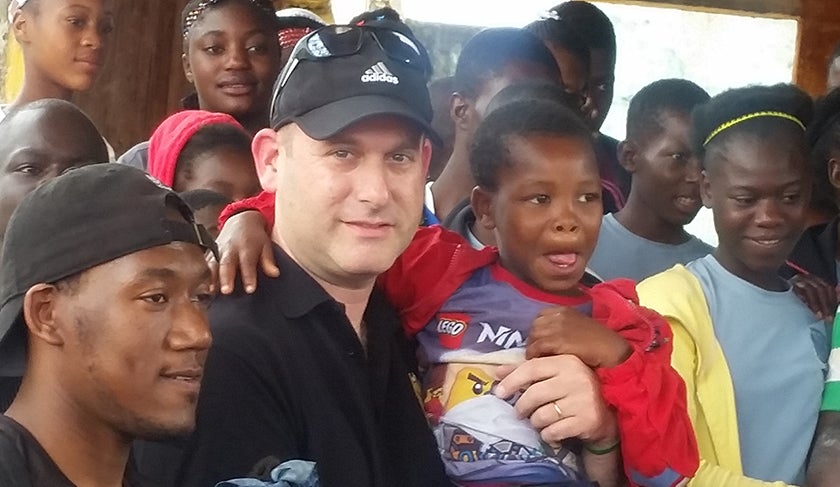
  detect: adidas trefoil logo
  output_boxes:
[361,62,400,85]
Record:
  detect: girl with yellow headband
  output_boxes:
[637,84,826,486]
[5,0,114,122]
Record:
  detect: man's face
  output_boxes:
[630,111,703,228]
[580,48,615,133]
[17,0,114,93]
[544,44,589,115]
[183,2,281,122]
[54,242,213,439]
[264,117,429,287]
[0,107,107,242]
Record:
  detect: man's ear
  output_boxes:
[22,284,66,347]
[828,157,840,190]
[182,53,194,84]
[12,9,32,44]
[471,186,497,231]
[450,92,474,132]
[421,137,433,177]
[252,128,281,193]
[618,140,639,173]
[700,169,713,209]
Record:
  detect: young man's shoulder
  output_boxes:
[0,415,74,487]
[207,246,334,338]
[0,416,32,487]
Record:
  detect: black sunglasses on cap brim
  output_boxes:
[270,25,429,114]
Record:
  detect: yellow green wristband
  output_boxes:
[584,438,621,455]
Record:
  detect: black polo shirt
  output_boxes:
[175,246,451,487]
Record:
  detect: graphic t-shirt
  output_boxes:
[416,262,594,486]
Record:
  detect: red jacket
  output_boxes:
[381,226,699,487]
[219,198,699,487]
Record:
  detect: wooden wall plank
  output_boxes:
[794,0,840,96]
[73,0,185,155]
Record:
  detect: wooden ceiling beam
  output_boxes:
[596,0,800,18]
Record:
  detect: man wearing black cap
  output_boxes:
[170,24,452,487]
[0,164,217,486]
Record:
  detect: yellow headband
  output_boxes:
[703,111,806,147]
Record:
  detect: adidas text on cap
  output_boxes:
[270,26,439,144]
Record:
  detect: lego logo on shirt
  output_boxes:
[436,313,469,349]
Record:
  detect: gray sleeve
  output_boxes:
[116,141,150,171]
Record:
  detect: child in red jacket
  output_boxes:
[217,101,698,487]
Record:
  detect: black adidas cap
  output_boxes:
[269,25,439,143]
[0,164,218,374]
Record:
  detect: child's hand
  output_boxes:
[526,307,632,369]
[214,211,279,294]
[790,274,837,322]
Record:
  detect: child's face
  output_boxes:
[475,134,602,295]
[629,111,702,227]
[19,0,114,92]
[702,132,810,281]
[184,2,281,120]
[175,147,261,201]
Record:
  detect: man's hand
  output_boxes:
[526,307,632,368]
[790,274,837,321]
[493,355,619,447]
[211,211,278,295]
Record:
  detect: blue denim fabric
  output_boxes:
[214,460,319,487]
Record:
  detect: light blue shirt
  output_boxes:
[589,214,713,282]
[687,255,828,485]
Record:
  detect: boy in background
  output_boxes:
[589,79,712,281]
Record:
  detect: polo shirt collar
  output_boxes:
[270,244,335,319]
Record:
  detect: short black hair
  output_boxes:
[0,99,108,166]
[626,79,710,142]
[549,2,616,61]
[350,7,401,24]
[691,84,814,163]
[807,88,840,214]
[524,17,590,71]
[485,80,584,115]
[182,0,277,43]
[176,123,252,182]
[179,189,233,212]
[453,28,560,99]
[470,99,591,191]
